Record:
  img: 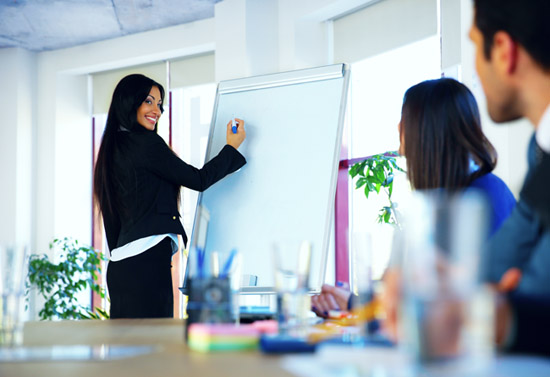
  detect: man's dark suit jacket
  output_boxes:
[506,292,550,356]
[102,129,246,254]
[484,136,550,294]
[496,137,550,356]
[522,151,550,229]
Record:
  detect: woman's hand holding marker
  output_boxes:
[227,118,246,149]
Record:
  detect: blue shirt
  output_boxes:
[468,172,516,236]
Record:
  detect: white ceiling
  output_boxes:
[0,0,221,52]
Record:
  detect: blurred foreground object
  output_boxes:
[399,191,494,373]
[0,245,28,347]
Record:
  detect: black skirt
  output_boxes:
[107,237,174,319]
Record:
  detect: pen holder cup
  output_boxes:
[185,277,235,340]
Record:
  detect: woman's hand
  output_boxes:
[311,284,352,318]
[494,267,522,346]
[226,118,246,149]
[380,268,401,341]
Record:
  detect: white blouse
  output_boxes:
[109,234,179,262]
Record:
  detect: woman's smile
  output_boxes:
[137,86,162,130]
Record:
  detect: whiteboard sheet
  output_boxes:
[188,64,349,293]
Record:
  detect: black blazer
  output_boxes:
[103,129,246,254]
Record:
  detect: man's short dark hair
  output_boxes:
[474,0,550,71]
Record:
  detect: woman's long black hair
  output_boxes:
[93,74,165,219]
[400,78,497,190]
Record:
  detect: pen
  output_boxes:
[197,248,205,279]
[231,117,237,134]
[211,251,220,278]
[220,248,237,278]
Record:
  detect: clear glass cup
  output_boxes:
[272,240,312,337]
[0,245,29,347]
[350,231,374,340]
[351,231,373,299]
[399,191,494,374]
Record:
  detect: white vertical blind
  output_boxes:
[92,62,167,115]
[333,0,438,63]
[92,54,215,115]
[441,0,462,69]
[169,53,215,89]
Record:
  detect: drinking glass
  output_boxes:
[272,240,312,337]
[399,191,494,374]
[0,245,28,347]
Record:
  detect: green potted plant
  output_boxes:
[349,151,405,225]
[27,237,108,320]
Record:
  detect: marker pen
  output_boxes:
[220,248,237,278]
[231,117,237,134]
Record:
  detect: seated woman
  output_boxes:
[311,78,515,319]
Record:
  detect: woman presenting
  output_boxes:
[94,74,246,319]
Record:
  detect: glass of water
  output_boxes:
[399,191,494,374]
[272,240,312,337]
[0,245,28,347]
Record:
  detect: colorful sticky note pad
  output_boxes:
[188,323,260,352]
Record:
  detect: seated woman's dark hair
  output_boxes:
[94,74,165,218]
[400,78,497,190]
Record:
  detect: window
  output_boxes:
[336,35,441,284]
[170,83,217,241]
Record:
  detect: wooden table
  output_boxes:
[3,319,550,377]
[0,319,295,377]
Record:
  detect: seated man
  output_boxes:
[471,0,550,354]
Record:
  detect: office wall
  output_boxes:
[214,0,337,80]
[53,74,92,245]
[0,49,20,244]
[0,48,35,246]
[334,0,437,63]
